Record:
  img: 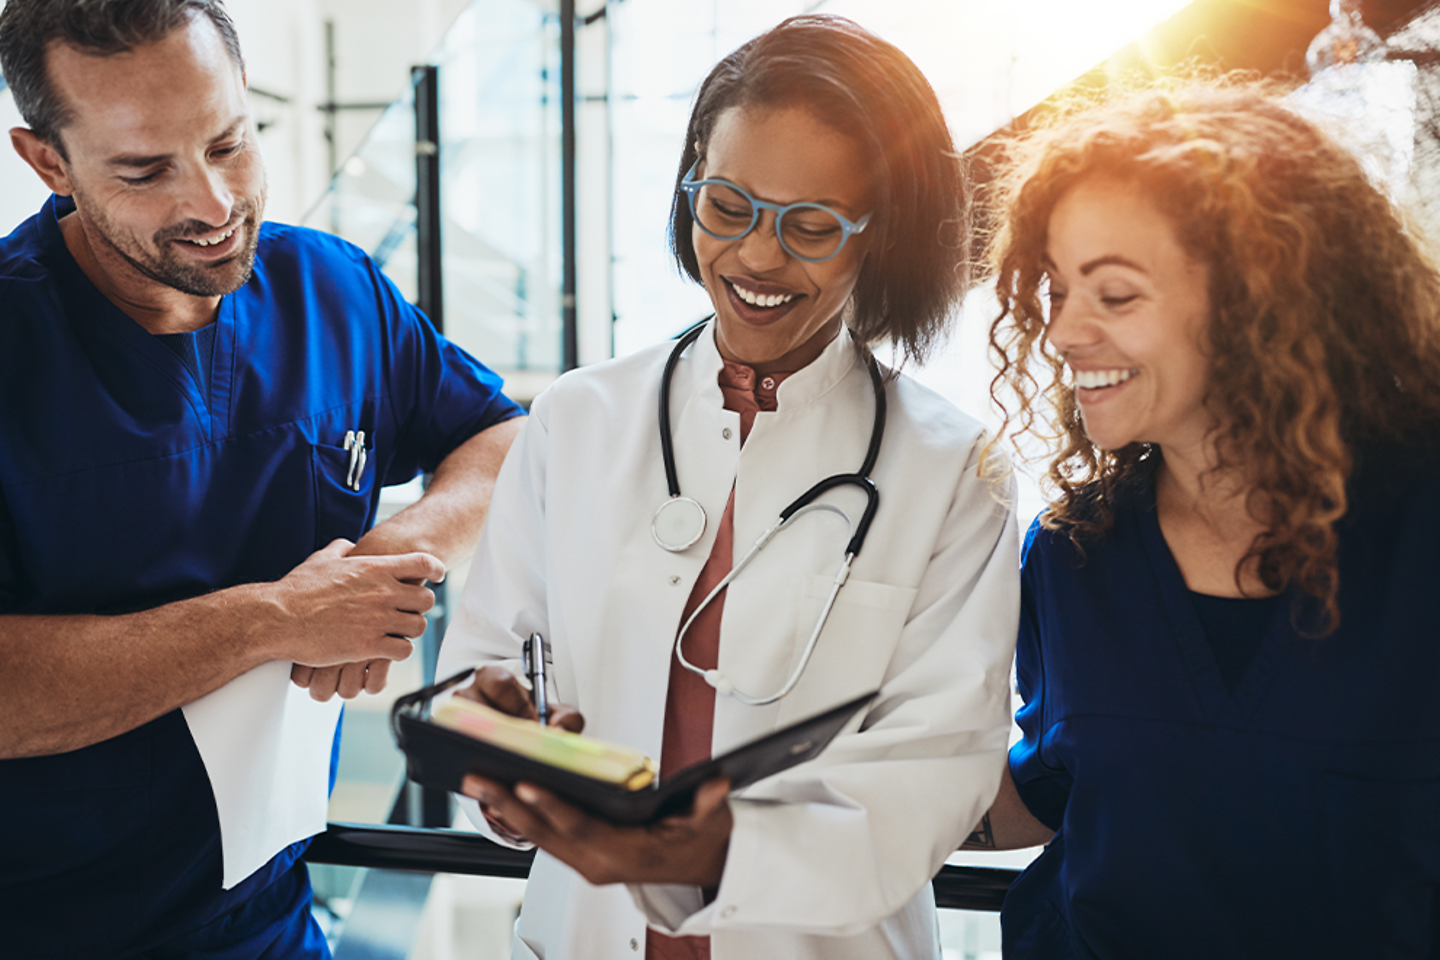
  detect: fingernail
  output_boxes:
[515,783,540,804]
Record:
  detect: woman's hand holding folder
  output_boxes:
[460,771,733,888]
[454,664,733,885]
[456,665,586,843]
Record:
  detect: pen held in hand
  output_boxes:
[524,632,551,725]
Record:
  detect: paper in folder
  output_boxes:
[392,668,876,825]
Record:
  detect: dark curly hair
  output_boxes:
[986,76,1440,631]
[669,14,967,365]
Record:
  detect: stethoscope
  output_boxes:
[653,322,886,705]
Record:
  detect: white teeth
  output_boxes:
[187,225,237,247]
[1073,368,1137,389]
[731,282,795,308]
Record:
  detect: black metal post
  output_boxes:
[410,64,450,829]
[560,0,579,371]
[414,65,443,337]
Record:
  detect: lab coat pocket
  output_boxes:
[311,439,376,550]
[776,574,917,727]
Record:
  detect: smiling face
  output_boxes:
[39,13,264,306]
[1043,176,1215,455]
[693,105,874,374]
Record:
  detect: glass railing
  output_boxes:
[302,0,562,398]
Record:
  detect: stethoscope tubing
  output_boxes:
[673,503,856,705]
[658,320,886,535]
[658,319,887,705]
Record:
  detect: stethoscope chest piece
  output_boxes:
[652,495,707,552]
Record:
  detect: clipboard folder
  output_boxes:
[392,668,877,825]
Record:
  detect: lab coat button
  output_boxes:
[668,575,681,586]
[630,939,639,951]
[720,905,737,919]
[722,427,733,440]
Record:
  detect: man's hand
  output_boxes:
[289,660,392,701]
[289,419,524,702]
[284,537,444,701]
[270,540,443,700]
[460,774,733,888]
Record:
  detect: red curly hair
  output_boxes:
[986,77,1440,631]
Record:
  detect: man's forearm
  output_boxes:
[0,544,443,758]
[352,416,525,566]
[0,586,277,759]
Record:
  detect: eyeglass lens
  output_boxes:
[694,182,848,261]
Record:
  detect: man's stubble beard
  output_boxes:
[78,187,266,298]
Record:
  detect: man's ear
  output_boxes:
[10,127,75,196]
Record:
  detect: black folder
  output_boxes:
[392,668,877,825]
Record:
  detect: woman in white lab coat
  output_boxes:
[437,14,1019,960]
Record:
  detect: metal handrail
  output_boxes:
[306,821,1020,912]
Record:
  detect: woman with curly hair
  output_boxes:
[969,79,1440,957]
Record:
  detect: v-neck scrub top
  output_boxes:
[0,195,522,958]
[1003,444,1440,959]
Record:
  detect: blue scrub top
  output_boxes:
[0,195,522,958]
[1004,442,1440,959]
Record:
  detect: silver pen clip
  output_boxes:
[344,429,367,492]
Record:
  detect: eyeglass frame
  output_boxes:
[679,159,873,264]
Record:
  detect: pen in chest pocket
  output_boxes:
[343,429,368,491]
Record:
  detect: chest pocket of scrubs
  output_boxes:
[777,574,916,727]
[312,437,376,550]
[1322,773,1440,956]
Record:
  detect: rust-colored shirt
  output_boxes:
[646,361,789,960]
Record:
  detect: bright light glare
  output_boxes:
[813,0,1194,146]
[1008,0,1193,116]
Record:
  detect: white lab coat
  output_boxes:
[438,322,1019,960]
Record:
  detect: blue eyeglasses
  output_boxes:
[679,159,872,263]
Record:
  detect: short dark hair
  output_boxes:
[669,14,967,365]
[0,0,245,156]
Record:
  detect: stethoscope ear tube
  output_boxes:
[779,474,880,559]
[657,322,711,499]
[848,478,880,558]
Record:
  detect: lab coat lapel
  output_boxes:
[562,327,739,765]
[715,328,876,747]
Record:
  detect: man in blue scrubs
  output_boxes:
[0,1,525,956]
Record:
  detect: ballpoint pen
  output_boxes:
[523,632,551,726]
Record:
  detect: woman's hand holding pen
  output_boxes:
[457,664,585,731]
[460,774,733,889]
[457,665,585,843]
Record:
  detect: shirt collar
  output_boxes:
[689,319,860,411]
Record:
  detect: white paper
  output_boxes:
[181,660,343,889]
